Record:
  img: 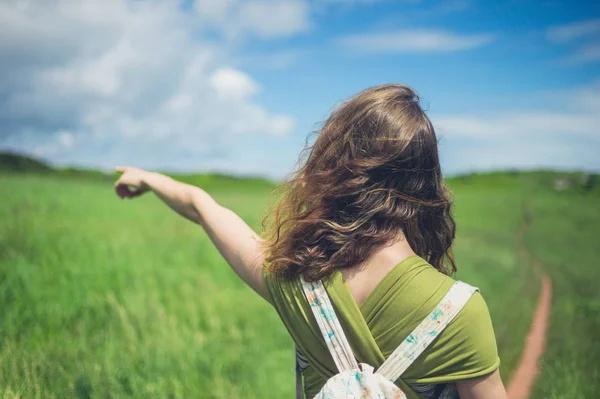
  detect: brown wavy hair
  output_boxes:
[260,83,456,282]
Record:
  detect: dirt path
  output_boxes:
[506,201,552,399]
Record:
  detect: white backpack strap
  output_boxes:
[375,281,478,383]
[301,277,360,373]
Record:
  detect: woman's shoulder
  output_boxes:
[451,285,497,343]
[434,282,500,375]
[402,261,501,372]
[403,276,501,382]
[421,269,498,354]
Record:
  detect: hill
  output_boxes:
[0,151,277,191]
[0,151,52,172]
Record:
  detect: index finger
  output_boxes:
[115,166,127,173]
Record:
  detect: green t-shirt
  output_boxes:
[263,254,501,399]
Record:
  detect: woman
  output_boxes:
[114,84,508,398]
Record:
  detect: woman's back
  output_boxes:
[263,253,500,398]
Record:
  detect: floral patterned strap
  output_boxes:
[375,281,479,383]
[301,278,360,373]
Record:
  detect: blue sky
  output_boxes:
[0,0,598,180]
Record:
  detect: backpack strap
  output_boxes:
[300,277,360,373]
[375,281,478,383]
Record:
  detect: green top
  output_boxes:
[263,254,501,399]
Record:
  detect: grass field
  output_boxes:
[524,178,600,398]
[0,170,598,398]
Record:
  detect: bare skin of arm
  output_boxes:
[114,166,270,301]
[456,369,508,399]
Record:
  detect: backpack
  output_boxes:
[295,278,479,399]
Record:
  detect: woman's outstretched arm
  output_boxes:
[114,166,270,301]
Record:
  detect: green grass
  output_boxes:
[523,180,600,398]
[0,174,292,398]
[448,180,539,383]
[0,171,597,398]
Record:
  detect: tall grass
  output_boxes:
[524,181,600,398]
[0,171,587,398]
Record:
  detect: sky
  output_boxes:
[0,0,599,181]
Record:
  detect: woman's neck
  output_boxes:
[341,234,416,308]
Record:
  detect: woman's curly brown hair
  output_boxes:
[260,83,456,282]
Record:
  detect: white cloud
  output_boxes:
[239,0,311,38]
[434,82,600,139]
[320,0,392,4]
[547,19,600,65]
[434,111,599,140]
[547,18,600,43]
[57,131,74,148]
[0,0,297,176]
[562,44,600,65]
[235,49,307,70]
[432,83,600,173]
[335,29,494,53]
[441,138,595,175]
[568,82,600,111]
[193,0,233,20]
[193,0,311,40]
[209,67,260,101]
